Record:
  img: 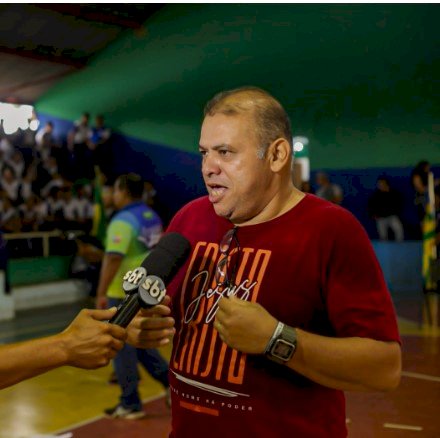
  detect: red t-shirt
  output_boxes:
[166,194,400,438]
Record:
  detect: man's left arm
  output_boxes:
[214,296,401,392]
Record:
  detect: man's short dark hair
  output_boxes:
[116,173,144,199]
[204,86,292,156]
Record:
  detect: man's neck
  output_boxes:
[237,184,305,227]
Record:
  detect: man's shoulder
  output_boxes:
[303,194,355,223]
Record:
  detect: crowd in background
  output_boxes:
[0,113,438,248]
[0,113,112,237]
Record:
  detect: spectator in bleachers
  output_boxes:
[315,171,343,205]
[68,112,94,180]
[63,185,93,231]
[19,194,39,232]
[68,112,92,149]
[33,155,60,193]
[74,183,94,232]
[42,155,59,177]
[0,135,13,159]
[6,150,25,179]
[35,121,56,162]
[0,149,5,173]
[89,114,113,180]
[0,195,21,233]
[40,171,65,199]
[368,176,404,242]
[0,166,21,205]
[41,186,65,231]
[19,165,38,202]
[33,195,49,230]
[62,186,79,225]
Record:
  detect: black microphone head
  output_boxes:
[141,232,191,284]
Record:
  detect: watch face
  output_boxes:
[272,339,295,361]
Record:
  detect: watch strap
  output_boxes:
[263,321,284,355]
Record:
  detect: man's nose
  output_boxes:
[202,153,221,177]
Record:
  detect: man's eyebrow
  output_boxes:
[198,143,230,150]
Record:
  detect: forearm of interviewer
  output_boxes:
[0,308,126,390]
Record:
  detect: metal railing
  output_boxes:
[3,230,63,257]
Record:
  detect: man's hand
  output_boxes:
[214,296,278,354]
[59,308,126,369]
[127,295,175,349]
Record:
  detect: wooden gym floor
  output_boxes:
[0,295,438,438]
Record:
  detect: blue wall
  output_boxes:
[372,241,423,296]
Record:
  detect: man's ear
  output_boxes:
[267,138,291,172]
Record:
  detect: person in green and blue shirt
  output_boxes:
[96,173,170,419]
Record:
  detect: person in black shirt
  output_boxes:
[368,177,404,241]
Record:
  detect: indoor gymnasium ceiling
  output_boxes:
[1,3,438,136]
[0,3,163,104]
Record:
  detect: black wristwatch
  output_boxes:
[265,322,297,364]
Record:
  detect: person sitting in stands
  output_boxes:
[89,114,113,180]
[6,150,25,179]
[0,166,21,206]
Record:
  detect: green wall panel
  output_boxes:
[36,4,440,169]
[8,256,72,287]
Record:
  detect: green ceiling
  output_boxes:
[36,4,440,169]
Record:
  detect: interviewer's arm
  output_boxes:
[0,308,126,390]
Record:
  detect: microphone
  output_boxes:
[109,232,191,327]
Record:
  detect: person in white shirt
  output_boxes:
[0,166,21,204]
[6,150,25,179]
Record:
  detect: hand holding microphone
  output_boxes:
[109,232,190,328]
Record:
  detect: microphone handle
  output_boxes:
[109,293,141,328]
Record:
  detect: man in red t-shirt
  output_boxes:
[127,87,401,437]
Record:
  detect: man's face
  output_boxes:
[199,113,272,224]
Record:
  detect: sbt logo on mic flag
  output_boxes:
[139,275,166,306]
[122,266,166,306]
[122,267,147,293]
